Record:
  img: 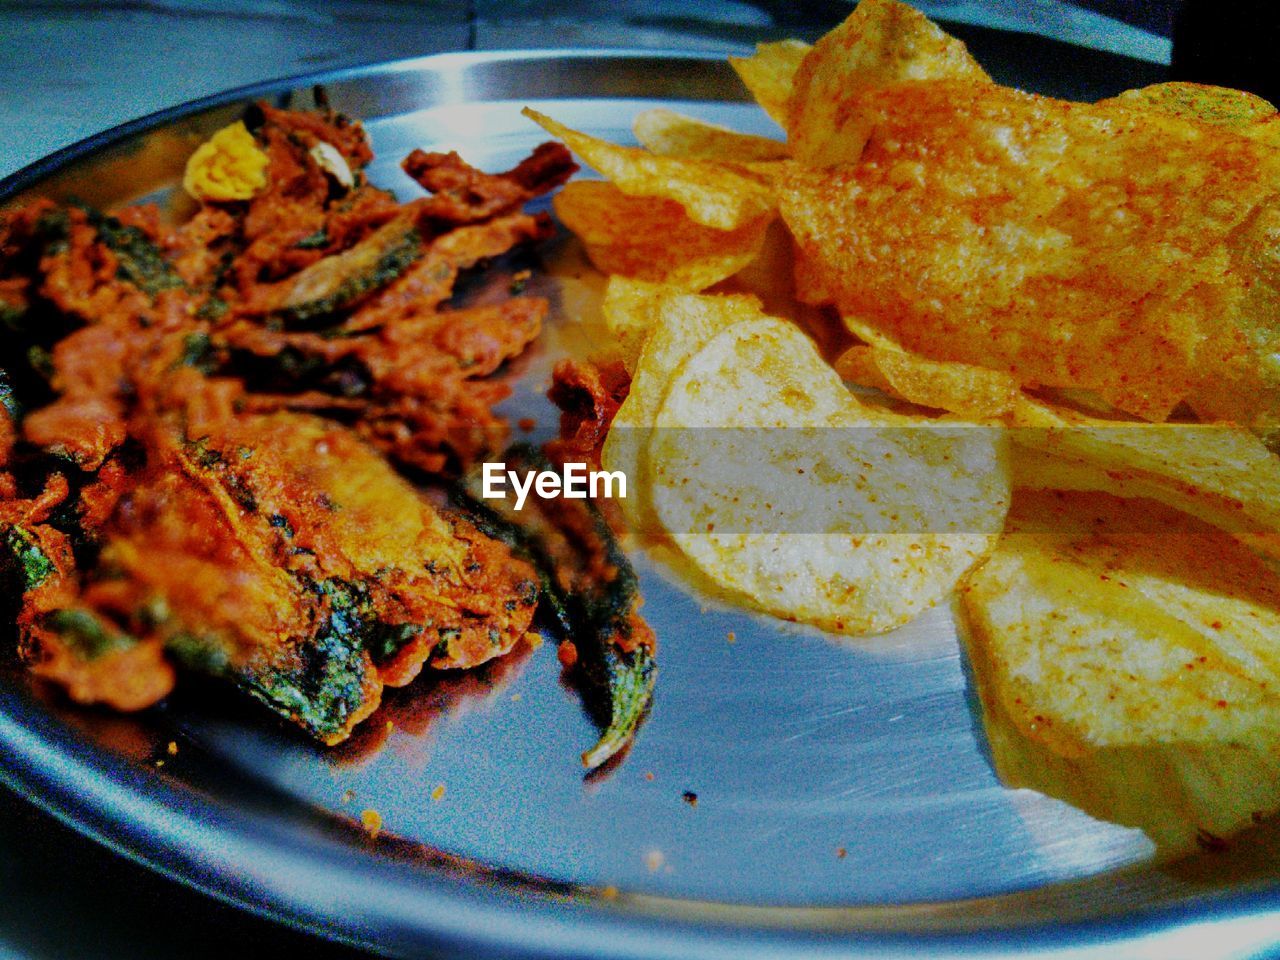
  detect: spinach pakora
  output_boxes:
[0,104,650,754]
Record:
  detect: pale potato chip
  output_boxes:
[632,108,789,163]
[962,490,1280,854]
[552,180,768,292]
[728,39,811,129]
[787,0,989,166]
[1103,82,1280,146]
[600,276,665,372]
[1010,396,1280,542]
[648,314,1010,634]
[523,108,773,230]
[836,344,1020,418]
[601,291,764,534]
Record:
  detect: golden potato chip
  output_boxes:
[1010,396,1280,542]
[632,108,789,163]
[648,314,1010,635]
[778,78,1280,425]
[962,490,1280,854]
[601,290,764,534]
[728,39,811,129]
[787,0,989,166]
[601,276,665,372]
[523,108,773,230]
[836,344,1020,418]
[1103,82,1280,146]
[552,180,768,292]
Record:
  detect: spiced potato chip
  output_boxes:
[649,314,1010,634]
[523,108,773,230]
[553,180,769,291]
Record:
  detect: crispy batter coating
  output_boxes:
[0,105,566,742]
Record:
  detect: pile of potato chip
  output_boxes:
[527,0,1280,857]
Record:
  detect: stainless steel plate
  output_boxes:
[3,47,1280,960]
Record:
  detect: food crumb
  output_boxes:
[681,791,698,808]
[511,693,523,702]
[644,849,665,872]
[341,789,355,805]
[431,783,446,802]
[360,808,382,838]
[836,847,847,859]
[557,639,579,670]
[518,417,537,432]
[644,771,655,782]
[154,759,165,768]
[166,740,178,756]
[385,720,395,733]
[726,631,736,644]
[600,885,619,900]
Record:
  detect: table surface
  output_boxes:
[0,2,1175,958]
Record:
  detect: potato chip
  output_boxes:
[787,0,989,166]
[836,344,1020,418]
[601,291,764,534]
[601,276,666,372]
[632,108,789,163]
[1010,397,1280,542]
[728,39,811,129]
[648,314,1010,634]
[523,108,773,230]
[777,78,1280,425]
[962,490,1280,853]
[1102,82,1280,146]
[552,180,768,292]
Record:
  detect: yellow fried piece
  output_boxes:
[962,490,1280,854]
[633,108,789,162]
[601,290,762,535]
[1103,82,1280,146]
[728,39,811,130]
[182,121,270,202]
[1010,396,1280,544]
[836,343,1020,418]
[601,276,665,373]
[787,0,988,166]
[552,180,768,290]
[649,314,1009,635]
[778,79,1280,425]
[523,108,773,230]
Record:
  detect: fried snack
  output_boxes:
[786,0,989,166]
[835,344,1020,418]
[0,105,565,744]
[601,290,763,536]
[962,490,1280,854]
[1101,81,1280,145]
[728,39,811,129]
[600,276,666,372]
[632,108,789,162]
[522,108,773,230]
[553,180,769,291]
[182,121,270,202]
[778,78,1280,425]
[1009,396,1280,545]
[649,313,1010,634]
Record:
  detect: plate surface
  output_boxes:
[3,45,1280,960]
